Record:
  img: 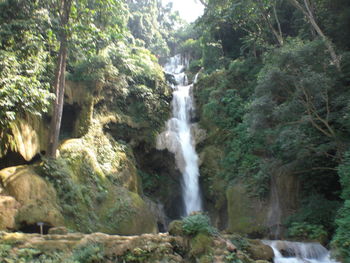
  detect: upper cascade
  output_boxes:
[157,54,202,216]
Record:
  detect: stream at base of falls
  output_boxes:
[264,240,340,263]
[157,54,202,216]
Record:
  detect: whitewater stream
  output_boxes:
[157,55,202,216]
[264,240,340,263]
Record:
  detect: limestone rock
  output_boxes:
[191,123,207,145]
[114,191,158,235]
[48,227,69,235]
[0,165,64,228]
[0,231,262,263]
[226,183,267,235]
[0,195,20,230]
[5,114,48,161]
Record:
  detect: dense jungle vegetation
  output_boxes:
[0,0,350,261]
[182,0,350,259]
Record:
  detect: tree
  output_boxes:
[287,0,340,69]
[47,0,127,158]
[0,0,55,157]
[47,0,72,158]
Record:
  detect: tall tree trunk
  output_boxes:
[288,0,340,69]
[47,0,72,158]
[255,0,284,46]
[273,1,283,44]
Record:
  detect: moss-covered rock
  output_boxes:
[58,120,140,194]
[0,165,64,229]
[226,183,267,236]
[198,145,227,229]
[189,233,213,258]
[168,220,185,236]
[246,240,274,261]
[0,232,186,262]
[98,187,157,235]
[35,120,157,235]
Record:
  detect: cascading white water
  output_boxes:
[157,54,202,216]
[263,240,340,263]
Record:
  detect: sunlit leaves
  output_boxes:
[0,50,53,128]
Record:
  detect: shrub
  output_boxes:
[287,222,328,243]
[332,152,350,261]
[182,214,217,236]
[332,201,350,261]
[72,243,105,263]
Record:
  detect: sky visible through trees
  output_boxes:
[162,0,204,22]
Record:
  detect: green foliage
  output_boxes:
[286,194,340,234]
[191,0,350,242]
[72,243,105,263]
[127,0,182,57]
[332,200,350,261]
[229,235,250,252]
[202,38,225,72]
[182,214,217,236]
[138,170,160,194]
[287,222,328,242]
[0,50,53,127]
[246,38,344,196]
[120,248,151,263]
[69,55,116,87]
[69,0,128,57]
[225,252,243,263]
[0,244,66,262]
[0,244,11,259]
[179,38,202,60]
[338,151,350,200]
[39,153,108,233]
[332,152,350,261]
[0,2,55,131]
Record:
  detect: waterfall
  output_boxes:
[263,240,340,263]
[157,54,202,216]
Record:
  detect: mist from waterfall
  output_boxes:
[157,54,202,216]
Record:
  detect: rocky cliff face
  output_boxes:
[193,73,301,239]
[0,46,180,235]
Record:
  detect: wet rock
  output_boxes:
[226,183,267,236]
[246,239,274,261]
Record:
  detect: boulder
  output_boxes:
[0,195,20,230]
[246,240,274,261]
[168,220,184,236]
[190,233,213,258]
[0,165,64,229]
[98,186,158,235]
